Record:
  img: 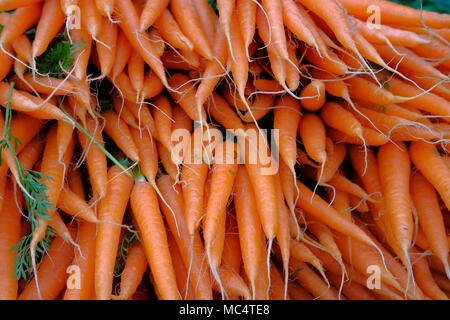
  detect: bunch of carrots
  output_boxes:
[0,0,448,301]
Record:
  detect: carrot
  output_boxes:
[191,0,218,45]
[295,180,380,250]
[410,246,448,300]
[298,113,327,164]
[79,0,102,40]
[334,232,403,292]
[19,228,76,300]
[378,142,415,279]
[139,0,169,32]
[96,17,118,77]
[76,117,108,198]
[169,73,207,124]
[282,0,327,58]
[234,166,265,298]
[110,30,132,79]
[156,175,213,300]
[153,9,193,51]
[63,220,96,300]
[300,80,326,111]
[156,143,178,182]
[29,123,74,286]
[321,102,365,139]
[152,95,173,152]
[128,50,145,100]
[182,126,209,235]
[166,230,196,300]
[302,44,348,75]
[102,110,140,162]
[410,141,450,211]
[170,0,213,59]
[328,173,373,202]
[130,174,180,300]
[384,76,450,123]
[410,171,450,279]
[0,3,42,45]
[355,19,428,47]
[113,241,148,300]
[290,258,339,300]
[114,0,168,87]
[207,92,245,132]
[0,179,22,300]
[203,141,237,295]
[57,187,98,223]
[326,271,376,300]
[274,95,301,171]
[95,165,134,300]
[236,0,256,58]
[11,74,74,96]
[319,142,347,184]
[338,0,450,28]
[112,96,140,130]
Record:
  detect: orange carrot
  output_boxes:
[95,165,134,300]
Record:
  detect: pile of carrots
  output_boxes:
[0,0,449,301]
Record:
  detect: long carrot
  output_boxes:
[130,174,180,300]
[95,165,133,300]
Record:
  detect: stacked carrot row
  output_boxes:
[0,0,449,300]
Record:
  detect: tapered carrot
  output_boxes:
[96,17,118,77]
[19,228,76,300]
[152,95,173,152]
[326,271,376,300]
[298,113,327,164]
[153,9,193,51]
[110,30,132,79]
[112,241,148,300]
[338,0,450,28]
[76,117,108,199]
[410,171,450,279]
[234,166,264,298]
[170,0,213,59]
[29,123,74,294]
[0,3,42,45]
[182,126,209,235]
[131,174,180,300]
[114,0,168,87]
[169,73,207,124]
[95,165,133,300]
[207,92,245,132]
[156,175,213,300]
[0,179,22,300]
[410,141,450,211]
[274,95,301,171]
[221,214,241,275]
[195,27,228,110]
[203,141,237,294]
[236,0,256,58]
[378,142,415,280]
[166,230,196,300]
[327,173,373,201]
[102,110,140,162]
[290,258,339,300]
[139,0,169,32]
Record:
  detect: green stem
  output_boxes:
[58,99,132,177]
